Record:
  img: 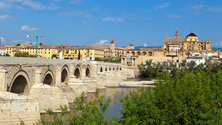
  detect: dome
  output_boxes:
[186,33,197,37]
[129,43,134,46]
[110,40,115,44]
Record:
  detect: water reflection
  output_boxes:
[104,87,139,119]
[41,87,139,122]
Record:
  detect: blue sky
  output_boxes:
[0,0,222,47]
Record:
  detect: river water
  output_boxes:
[41,87,139,122]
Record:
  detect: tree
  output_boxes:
[39,43,43,45]
[14,52,37,57]
[51,54,57,59]
[6,53,10,57]
[16,43,20,46]
[78,50,80,60]
[120,70,222,124]
[43,90,111,125]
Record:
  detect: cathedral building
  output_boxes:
[163,30,212,52]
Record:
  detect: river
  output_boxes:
[41,87,140,122]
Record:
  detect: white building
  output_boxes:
[0,46,6,56]
[186,56,205,65]
[186,53,221,65]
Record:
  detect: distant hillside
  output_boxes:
[213,47,222,51]
[134,46,162,49]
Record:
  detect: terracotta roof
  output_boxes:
[110,40,115,44]
[164,37,185,44]
[0,46,6,49]
[187,56,203,59]
[129,43,134,46]
[186,33,197,37]
[212,56,220,58]
[12,50,20,52]
[140,48,163,51]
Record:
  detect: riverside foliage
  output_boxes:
[41,59,222,124]
[119,60,222,124]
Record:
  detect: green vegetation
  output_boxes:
[119,70,222,124]
[41,90,111,125]
[6,53,10,57]
[51,54,57,59]
[39,59,222,124]
[95,58,121,63]
[119,59,222,124]
[16,43,21,46]
[14,52,37,57]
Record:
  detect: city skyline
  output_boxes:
[0,0,222,47]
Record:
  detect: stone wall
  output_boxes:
[138,56,185,65]
[29,84,69,113]
[0,92,40,125]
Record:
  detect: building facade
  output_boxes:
[0,46,6,56]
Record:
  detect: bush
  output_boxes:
[120,70,222,124]
[14,52,37,57]
[42,90,111,125]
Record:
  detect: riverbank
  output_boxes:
[119,80,156,88]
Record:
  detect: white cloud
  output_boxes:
[95,39,109,46]
[21,25,38,32]
[220,41,222,47]
[102,17,124,22]
[0,37,5,44]
[0,14,12,21]
[208,7,222,13]
[0,0,58,10]
[167,15,182,18]
[190,5,222,15]
[24,41,30,44]
[22,1,46,10]
[0,1,12,10]
[59,11,91,18]
[190,4,204,15]
[143,43,148,47]
[190,4,204,10]
[155,2,171,9]
[91,6,99,12]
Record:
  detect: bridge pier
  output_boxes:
[29,83,69,113]
[35,69,42,84]
[68,76,87,97]
[0,69,7,92]
[55,66,62,85]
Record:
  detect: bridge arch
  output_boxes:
[74,65,81,79]
[100,67,103,72]
[43,70,54,85]
[8,70,30,95]
[85,65,90,78]
[61,65,69,83]
[86,68,90,77]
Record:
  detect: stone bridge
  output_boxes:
[0,57,134,125]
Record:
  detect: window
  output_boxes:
[189,45,191,49]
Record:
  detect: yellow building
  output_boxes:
[6,44,105,60]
